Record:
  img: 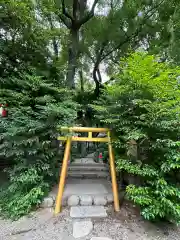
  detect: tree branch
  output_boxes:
[92,41,108,95]
[102,0,165,60]
[93,41,108,78]
[58,14,71,28]
[61,0,74,22]
[78,0,99,27]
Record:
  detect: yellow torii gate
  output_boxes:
[55,127,120,214]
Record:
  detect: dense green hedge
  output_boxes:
[94,53,180,223]
[0,71,77,219]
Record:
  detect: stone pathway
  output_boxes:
[1,203,180,240]
[41,154,113,239]
[2,154,179,239]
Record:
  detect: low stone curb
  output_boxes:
[41,194,113,208]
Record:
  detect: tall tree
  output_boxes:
[56,0,99,88]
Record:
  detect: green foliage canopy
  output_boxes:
[93,52,180,223]
[0,71,77,219]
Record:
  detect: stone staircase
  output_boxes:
[46,153,113,207]
[68,159,109,179]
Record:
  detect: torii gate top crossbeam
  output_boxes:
[58,127,111,142]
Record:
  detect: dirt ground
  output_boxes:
[0,201,179,240]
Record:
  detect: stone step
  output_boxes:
[68,164,109,172]
[71,162,107,167]
[70,206,107,218]
[86,152,95,158]
[68,171,109,179]
[72,158,97,164]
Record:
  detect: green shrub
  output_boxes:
[93,53,180,223]
[0,71,77,219]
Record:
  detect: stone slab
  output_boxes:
[73,220,93,238]
[91,238,112,240]
[64,183,108,196]
[70,206,107,218]
[64,236,75,240]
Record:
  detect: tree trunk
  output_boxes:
[66,28,79,89]
[79,69,84,92]
[97,68,102,82]
[93,66,101,97]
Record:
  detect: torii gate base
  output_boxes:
[55,127,120,214]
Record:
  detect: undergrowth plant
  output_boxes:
[93,53,180,223]
[0,71,77,219]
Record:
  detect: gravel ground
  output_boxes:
[0,202,179,240]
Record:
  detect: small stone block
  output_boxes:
[80,195,93,206]
[70,206,107,218]
[93,196,107,206]
[40,197,54,208]
[73,220,93,238]
[68,195,80,206]
[106,194,114,204]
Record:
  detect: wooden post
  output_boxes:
[108,131,120,212]
[88,131,92,138]
[55,137,72,215]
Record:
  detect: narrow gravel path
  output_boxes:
[0,202,179,240]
